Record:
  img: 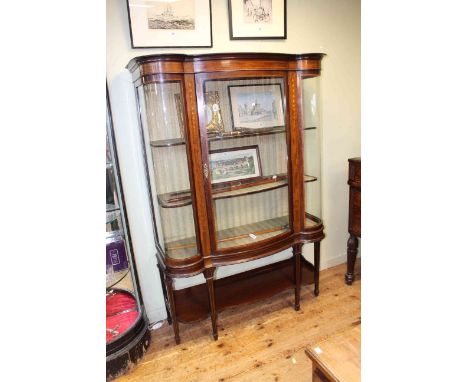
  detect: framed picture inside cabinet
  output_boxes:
[126,0,212,48]
[228,0,286,40]
[228,84,285,131]
[209,146,262,185]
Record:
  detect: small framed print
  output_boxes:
[126,0,213,48]
[209,146,262,184]
[228,84,285,130]
[204,91,225,135]
[228,0,286,40]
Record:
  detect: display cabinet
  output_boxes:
[127,53,325,344]
[106,88,151,379]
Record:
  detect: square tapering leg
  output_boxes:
[293,244,303,310]
[204,268,218,341]
[164,273,180,344]
[314,242,321,296]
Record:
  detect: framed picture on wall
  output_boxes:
[126,0,212,48]
[228,0,286,40]
[228,84,285,130]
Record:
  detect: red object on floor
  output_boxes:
[106,290,139,343]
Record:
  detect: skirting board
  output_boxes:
[146,305,168,324]
[307,251,360,270]
[172,247,357,291]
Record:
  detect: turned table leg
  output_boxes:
[204,268,218,341]
[345,234,359,285]
[314,242,321,296]
[293,244,303,310]
[164,273,180,344]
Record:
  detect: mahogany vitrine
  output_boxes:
[127,53,325,344]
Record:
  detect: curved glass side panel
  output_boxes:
[201,77,291,250]
[137,81,199,260]
[301,76,322,228]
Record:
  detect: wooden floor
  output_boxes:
[116,261,361,382]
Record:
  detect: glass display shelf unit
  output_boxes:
[128,53,325,344]
[106,202,120,212]
[106,88,150,381]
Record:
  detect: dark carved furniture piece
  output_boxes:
[127,53,325,343]
[345,157,361,285]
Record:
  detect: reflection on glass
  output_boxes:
[138,81,199,260]
[106,129,133,291]
[106,90,141,347]
[302,77,321,226]
[202,77,291,250]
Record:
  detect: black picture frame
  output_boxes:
[228,0,287,40]
[126,0,213,48]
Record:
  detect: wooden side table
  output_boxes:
[305,325,361,382]
[345,158,361,285]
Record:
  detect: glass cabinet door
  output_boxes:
[198,76,291,251]
[137,80,200,261]
[301,76,322,228]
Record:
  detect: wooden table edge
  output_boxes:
[305,347,343,382]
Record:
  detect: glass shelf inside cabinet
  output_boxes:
[106,203,120,213]
[216,215,290,249]
[164,215,291,253]
[150,127,320,148]
[164,237,199,260]
[205,126,317,141]
[158,174,317,208]
[106,268,130,289]
[106,209,121,224]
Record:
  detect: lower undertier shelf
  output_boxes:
[173,257,316,323]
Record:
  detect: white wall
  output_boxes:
[107,0,360,322]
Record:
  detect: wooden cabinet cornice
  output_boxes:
[127,53,325,343]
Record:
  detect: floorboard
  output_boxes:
[115,260,361,382]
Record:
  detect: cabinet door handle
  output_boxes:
[203,163,209,179]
